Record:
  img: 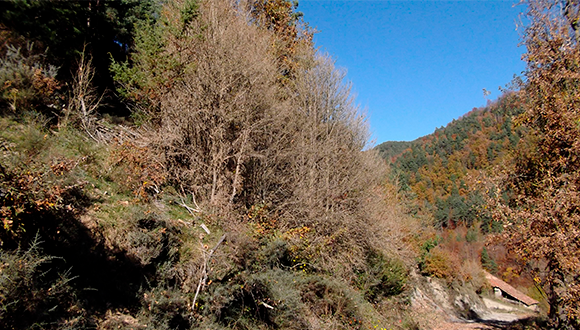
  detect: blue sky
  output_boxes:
[298,0,526,144]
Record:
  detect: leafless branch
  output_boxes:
[192,233,227,310]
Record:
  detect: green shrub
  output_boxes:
[244,270,307,329]
[357,251,408,301]
[139,285,191,330]
[480,246,498,273]
[206,272,278,329]
[256,237,292,269]
[300,275,365,328]
[0,235,80,329]
[465,226,479,243]
[201,268,369,329]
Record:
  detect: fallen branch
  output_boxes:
[261,301,274,309]
[178,185,201,216]
[192,234,227,310]
[179,196,201,215]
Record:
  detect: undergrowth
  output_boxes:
[0,112,423,329]
[0,1,425,329]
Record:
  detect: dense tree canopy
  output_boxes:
[0,0,159,106]
[378,95,524,231]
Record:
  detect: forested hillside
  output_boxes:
[378,94,525,231]
[376,0,580,325]
[375,141,413,161]
[375,93,539,311]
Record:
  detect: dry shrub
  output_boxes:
[272,55,417,277]
[419,224,489,286]
[365,178,420,264]
[61,49,104,140]
[109,141,166,199]
[99,311,146,330]
[0,122,88,248]
[421,246,460,280]
[459,259,486,290]
[114,0,417,284]
[127,0,280,207]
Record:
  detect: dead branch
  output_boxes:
[192,233,226,310]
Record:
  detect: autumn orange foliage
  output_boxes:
[489,0,580,327]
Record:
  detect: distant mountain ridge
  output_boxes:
[376,94,525,230]
[375,140,415,162]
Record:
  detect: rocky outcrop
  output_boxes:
[410,271,538,327]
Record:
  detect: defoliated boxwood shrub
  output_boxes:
[420,246,454,279]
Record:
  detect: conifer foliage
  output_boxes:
[377,95,524,231]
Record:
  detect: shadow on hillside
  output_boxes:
[4,186,153,327]
[52,193,151,311]
[476,316,546,329]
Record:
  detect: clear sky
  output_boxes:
[298,0,526,144]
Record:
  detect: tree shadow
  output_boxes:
[2,185,156,328]
[475,315,546,329]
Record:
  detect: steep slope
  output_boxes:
[375,95,548,320]
[0,1,423,329]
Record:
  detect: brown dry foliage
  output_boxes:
[0,152,85,248]
[145,0,280,207]
[0,42,61,114]
[109,141,166,199]
[246,0,313,85]
[118,0,415,279]
[489,0,580,327]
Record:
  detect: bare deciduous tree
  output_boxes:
[64,48,103,140]
[141,0,280,207]
[117,0,415,281]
